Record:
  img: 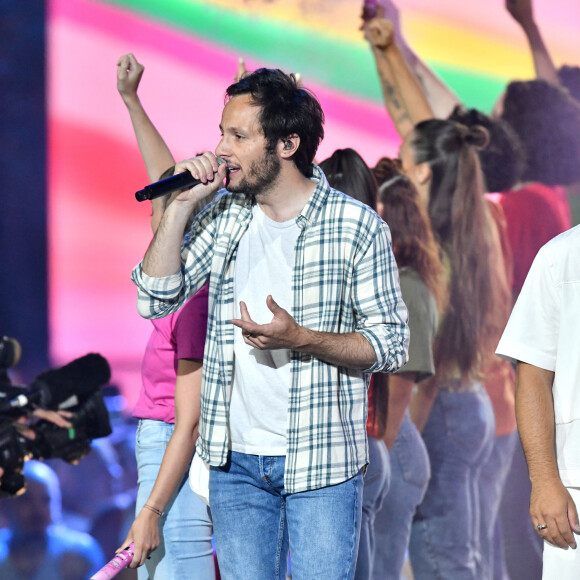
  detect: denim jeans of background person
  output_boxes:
[132,69,409,579]
[369,266,438,580]
[135,420,214,579]
[355,436,391,580]
[498,438,543,580]
[373,414,430,580]
[409,382,495,580]
[478,429,518,580]
[127,285,214,578]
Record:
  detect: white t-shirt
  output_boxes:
[229,204,300,455]
[496,225,580,487]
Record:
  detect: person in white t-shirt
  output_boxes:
[496,224,580,578]
[132,67,410,580]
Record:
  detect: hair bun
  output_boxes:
[465,125,489,150]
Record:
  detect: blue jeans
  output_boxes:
[135,419,215,580]
[499,436,543,580]
[409,383,495,580]
[478,430,518,580]
[209,451,363,580]
[372,414,430,580]
[355,436,391,580]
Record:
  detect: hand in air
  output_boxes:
[505,0,534,27]
[363,18,396,50]
[117,53,145,102]
[234,57,249,82]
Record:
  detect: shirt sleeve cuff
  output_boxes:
[131,262,183,299]
[357,327,409,374]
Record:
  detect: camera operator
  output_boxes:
[0,339,113,497]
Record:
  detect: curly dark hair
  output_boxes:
[448,106,524,192]
[558,65,580,103]
[226,68,324,178]
[500,79,580,185]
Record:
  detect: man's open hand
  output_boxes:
[231,296,306,350]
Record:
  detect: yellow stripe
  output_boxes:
[405,17,534,79]
[189,1,577,79]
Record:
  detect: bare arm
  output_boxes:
[409,376,437,433]
[117,54,175,181]
[119,358,203,567]
[298,328,376,369]
[382,372,416,450]
[372,0,461,119]
[505,0,559,84]
[117,53,176,232]
[403,58,462,120]
[516,361,579,549]
[231,296,377,370]
[364,18,434,139]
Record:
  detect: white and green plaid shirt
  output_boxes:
[132,166,409,493]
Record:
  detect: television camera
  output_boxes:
[0,336,113,497]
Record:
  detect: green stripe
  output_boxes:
[101,0,507,111]
[430,65,508,113]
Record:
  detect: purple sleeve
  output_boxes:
[172,284,209,361]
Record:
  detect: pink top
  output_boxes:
[133,285,209,423]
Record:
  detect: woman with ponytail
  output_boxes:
[399,120,512,579]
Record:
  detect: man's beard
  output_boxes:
[226,149,281,203]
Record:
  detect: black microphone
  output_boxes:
[0,353,111,412]
[135,157,227,202]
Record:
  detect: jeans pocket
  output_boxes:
[136,419,173,450]
[393,421,430,489]
[439,389,492,458]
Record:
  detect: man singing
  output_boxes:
[132,68,409,579]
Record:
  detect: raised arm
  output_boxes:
[117,53,176,231]
[117,53,175,181]
[364,18,434,138]
[505,0,559,85]
[371,0,461,119]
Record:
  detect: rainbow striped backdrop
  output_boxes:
[48,0,580,400]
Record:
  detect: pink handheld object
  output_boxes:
[90,542,135,580]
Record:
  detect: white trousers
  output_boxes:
[542,487,580,579]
